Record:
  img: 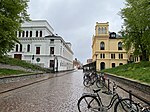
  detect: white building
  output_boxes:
[8,20,74,72]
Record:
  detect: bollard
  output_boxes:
[129,90,132,107]
[108,79,110,92]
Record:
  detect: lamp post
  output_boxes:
[32,55,34,63]
[54,55,58,73]
[95,54,98,72]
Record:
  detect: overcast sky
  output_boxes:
[28,0,125,64]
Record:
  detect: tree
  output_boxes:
[0,0,30,56]
[120,0,150,61]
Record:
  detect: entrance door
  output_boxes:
[100,62,105,70]
[50,60,55,72]
[14,54,22,60]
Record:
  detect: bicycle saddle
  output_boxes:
[93,88,101,93]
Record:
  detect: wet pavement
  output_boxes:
[0,70,149,112]
[0,70,93,112]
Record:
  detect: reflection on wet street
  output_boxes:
[0,70,93,112]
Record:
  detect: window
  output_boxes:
[137,57,138,61]
[100,42,105,50]
[36,31,38,37]
[50,60,54,68]
[15,31,17,37]
[100,54,102,58]
[118,42,122,50]
[50,47,54,54]
[30,31,32,37]
[19,31,21,37]
[40,31,42,37]
[98,27,101,34]
[100,53,105,59]
[22,31,25,37]
[20,44,22,52]
[102,27,106,34]
[26,31,28,37]
[16,44,18,52]
[111,54,115,59]
[112,63,115,68]
[119,63,123,66]
[36,47,40,54]
[119,53,123,59]
[103,54,105,58]
[27,44,30,52]
[50,39,54,43]
[104,27,107,34]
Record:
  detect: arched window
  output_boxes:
[40,31,42,37]
[20,44,22,52]
[100,42,105,50]
[104,27,107,34]
[100,62,105,70]
[118,42,122,50]
[119,63,123,66]
[22,31,25,37]
[27,44,30,52]
[26,31,28,37]
[16,44,18,52]
[30,31,32,37]
[98,27,101,34]
[36,31,38,37]
[101,27,103,34]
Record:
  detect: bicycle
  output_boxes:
[83,72,105,88]
[135,103,150,112]
[77,82,138,112]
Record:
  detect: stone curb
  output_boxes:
[0,72,45,84]
[104,72,150,95]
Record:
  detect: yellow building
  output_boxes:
[92,22,128,71]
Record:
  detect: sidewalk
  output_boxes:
[0,70,75,94]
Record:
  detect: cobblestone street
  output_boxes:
[0,70,99,112]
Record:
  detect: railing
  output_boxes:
[103,73,150,106]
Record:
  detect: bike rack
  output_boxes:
[103,74,150,106]
[117,85,150,105]
[83,71,150,106]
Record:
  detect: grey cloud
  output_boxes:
[28,0,125,64]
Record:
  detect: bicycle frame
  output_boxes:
[96,92,122,110]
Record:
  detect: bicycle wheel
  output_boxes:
[77,95,100,112]
[96,79,105,88]
[114,98,139,112]
[83,79,91,87]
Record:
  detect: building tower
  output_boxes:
[92,22,128,71]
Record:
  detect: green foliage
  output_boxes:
[120,0,150,61]
[0,56,51,72]
[0,0,30,56]
[0,68,27,76]
[101,61,150,84]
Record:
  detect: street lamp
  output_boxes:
[54,55,58,73]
